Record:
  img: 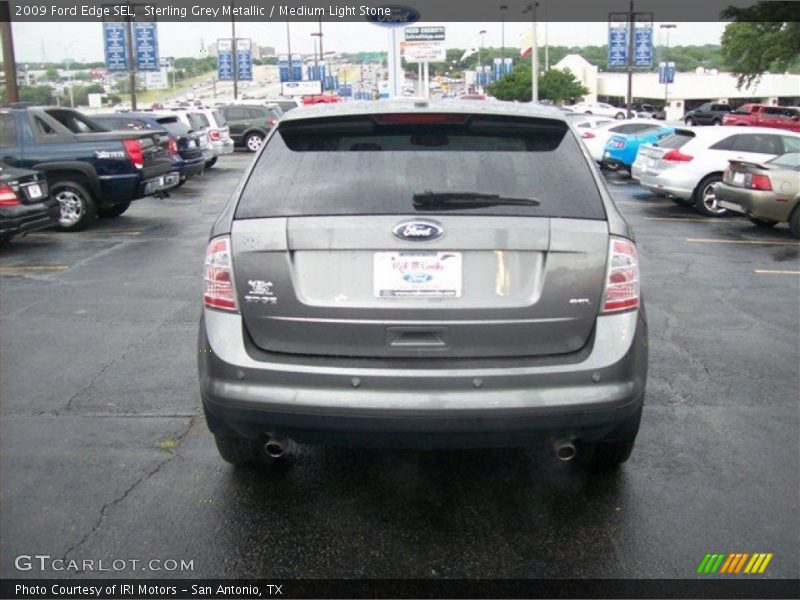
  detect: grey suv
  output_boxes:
[198,100,648,470]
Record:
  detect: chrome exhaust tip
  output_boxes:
[553,439,576,461]
[264,440,285,459]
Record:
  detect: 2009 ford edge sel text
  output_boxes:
[198,100,648,471]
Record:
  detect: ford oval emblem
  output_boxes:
[367,4,421,27]
[404,272,433,284]
[392,221,443,241]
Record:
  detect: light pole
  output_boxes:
[477,29,486,93]
[523,2,539,103]
[660,24,676,114]
[499,5,508,63]
[286,22,293,82]
[61,41,78,108]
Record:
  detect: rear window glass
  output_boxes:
[212,110,226,126]
[157,118,190,137]
[658,131,695,149]
[188,113,209,129]
[0,113,17,146]
[45,109,105,133]
[236,114,606,220]
[769,152,800,169]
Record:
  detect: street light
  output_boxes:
[499,5,508,63]
[523,2,539,103]
[60,40,79,108]
[660,24,677,115]
[477,29,486,93]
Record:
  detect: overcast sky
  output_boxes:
[8,21,727,64]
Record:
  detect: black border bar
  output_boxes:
[3,579,800,599]
[5,0,796,22]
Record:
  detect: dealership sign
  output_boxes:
[367,4,420,27]
[404,26,444,42]
[281,80,324,96]
[402,41,446,63]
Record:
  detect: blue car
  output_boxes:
[93,113,206,186]
[602,126,675,171]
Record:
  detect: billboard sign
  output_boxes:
[236,38,253,81]
[402,41,446,63]
[133,22,159,72]
[103,22,128,72]
[607,16,628,68]
[217,39,233,81]
[659,61,676,84]
[633,16,653,68]
[404,26,445,42]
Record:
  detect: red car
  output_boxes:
[302,94,341,105]
[722,104,800,132]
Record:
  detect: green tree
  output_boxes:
[44,67,60,81]
[720,1,800,86]
[487,66,587,104]
[19,85,56,105]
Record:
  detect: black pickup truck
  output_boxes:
[0,105,178,230]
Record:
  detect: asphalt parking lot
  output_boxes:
[1,153,798,579]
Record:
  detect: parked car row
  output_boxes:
[0,101,282,239]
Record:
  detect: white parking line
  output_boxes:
[646,217,725,222]
[686,238,800,246]
[754,270,800,275]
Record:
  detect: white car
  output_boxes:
[192,107,235,167]
[565,114,616,131]
[580,120,664,164]
[632,126,800,216]
[571,102,627,120]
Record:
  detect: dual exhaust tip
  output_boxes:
[264,437,577,461]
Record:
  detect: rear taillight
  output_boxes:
[662,149,693,162]
[748,174,772,191]
[203,236,238,311]
[122,139,144,169]
[209,129,221,141]
[602,237,640,314]
[581,131,595,139]
[167,138,178,156]
[0,184,20,206]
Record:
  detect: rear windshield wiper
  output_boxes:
[413,191,541,209]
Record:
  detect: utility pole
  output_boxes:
[660,23,676,113]
[626,0,634,118]
[499,5,507,63]
[286,22,293,82]
[231,3,238,100]
[0,2,19,104]
[126,17,137,110]
[523,2,539,103]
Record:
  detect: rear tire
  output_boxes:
[214,434,264,467]
[712,118,722,126]
[97,201,131,218]
[51,179,97,231]
[205,157,217,168]
[693,174,728,217]
[684,117,696,126]
[615,112,625,120]
[748,216,778,228]
[788,206,800,238]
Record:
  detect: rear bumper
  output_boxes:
[716,184,794,222]
[198,310,648,447]
[637,170,697,200]
[0,200,59,240]
[211,139,235,156]
[179,159,205,179]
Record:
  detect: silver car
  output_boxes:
[198,100,648,470]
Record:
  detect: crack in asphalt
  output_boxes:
[59,415,197,575]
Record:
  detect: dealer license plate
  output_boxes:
[374,252,462,298]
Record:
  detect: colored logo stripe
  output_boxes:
[699,552,773,574]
